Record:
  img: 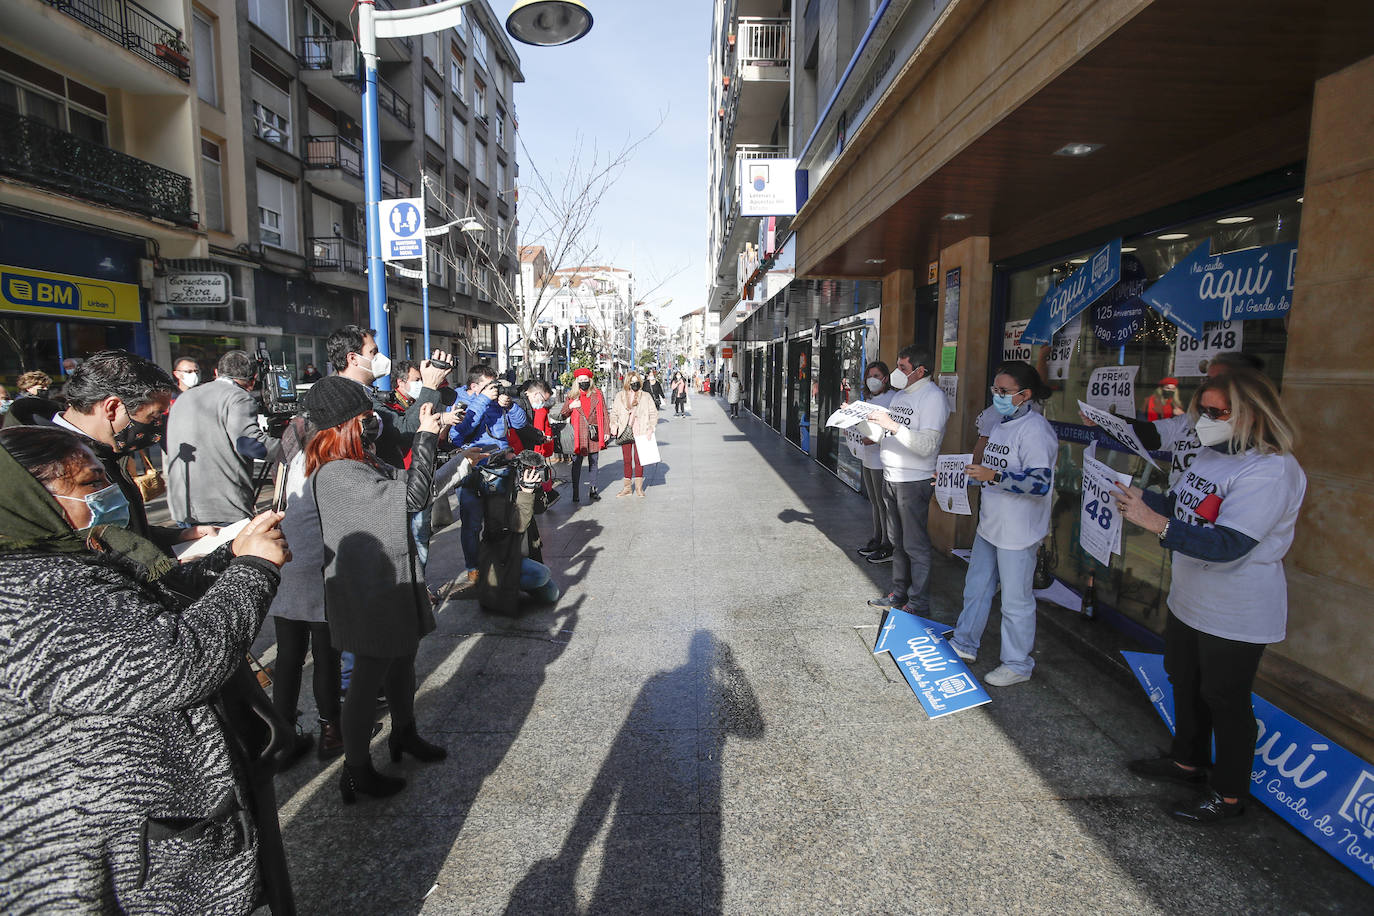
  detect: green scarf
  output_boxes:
[0,443,175,582]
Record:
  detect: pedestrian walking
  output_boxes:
[1116,368,1305,824]
[647,369,666,411]
[610,370,658,499]
[0,425,291,914]
[946,361,1058,687]
[861,346,950,615]
[302,377,448,803]
[856,361,897,563]
[726,371,742,417]
[671,371,688,416]
[559,368,607,503]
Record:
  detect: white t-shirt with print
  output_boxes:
[1155,414,1201,487]
[976,402,1043,439]
[1166,448,1307,644]
[879,377,951,482]
[977,411,1059,550]
[861,388,897,470]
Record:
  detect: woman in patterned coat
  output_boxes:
[0,426,291,914]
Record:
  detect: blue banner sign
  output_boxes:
[1139,241,1297,339]
[874,609,991,718]
[1124,651,1374,888]
[1019,238,1122,346]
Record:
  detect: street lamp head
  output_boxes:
[506,0,593,46]
[459,218,485,234]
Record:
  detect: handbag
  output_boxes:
[611,393,638,446]
[126,450,165,500]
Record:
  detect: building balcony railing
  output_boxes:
[736,18,790,72]
[304,134,363,177]
[310,235,365,273]
[376,75,412,128]
[43,0,190,82]
[0,108,196,226]
[381,163,412,198]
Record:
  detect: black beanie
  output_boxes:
[301,376,373,429]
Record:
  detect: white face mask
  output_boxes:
[407,380,423,399]
[1194,415,1234,447]
[180,372,199,387]
[865,377,883,394]
[890,368,910,390]
[363,352,391,381]
[529,398,546,410]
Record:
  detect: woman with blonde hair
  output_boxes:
[609,370,658,498]
[1114,368,1305,825]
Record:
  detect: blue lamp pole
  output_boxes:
[358,0,593,389]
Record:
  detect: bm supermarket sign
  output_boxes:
[1,264,141,323]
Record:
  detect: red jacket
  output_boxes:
[508,404,555,457]
[561,389,607,455]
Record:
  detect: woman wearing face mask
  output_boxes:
[856,361,897,563]
[726,371,742,417]
[0,425,291,913]
[609,370,659,498]
[559,368,607,503]
[946,361,1058,688]
[1114,368,1305,825]
[671,371,688,416]
[302,377,446,802]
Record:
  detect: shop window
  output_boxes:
[999,194,1301,630]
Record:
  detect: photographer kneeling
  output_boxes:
[475,450,560,615]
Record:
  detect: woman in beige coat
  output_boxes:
[609,371,659,498]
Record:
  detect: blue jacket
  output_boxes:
[446,388,527,451]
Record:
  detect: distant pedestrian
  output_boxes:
[171,357,200,396]
[646,369,665,411]
[726,371,742,417]
[856,361,896,564]
[946,361,1058,687]
[671,372,688,416]
[610,370,658,499]
[559,368,606,503]
[1146,377,1185,421]
[1117,368,1305,825]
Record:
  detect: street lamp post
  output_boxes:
[357,0,592,388]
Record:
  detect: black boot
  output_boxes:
[389,720,448,763]
[339,761,405,803]
[317,720,344,761]
[271,729,314,773]
[588,486,601,502]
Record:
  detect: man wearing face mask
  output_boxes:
[325,325,451,469]
[164,350,282,528]
[858,346,951,615]
[48,350,212,552]
[171,357,200,397]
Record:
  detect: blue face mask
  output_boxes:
[992,393,1020,416]
[56,483,132,531]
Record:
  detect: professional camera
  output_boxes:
[252,345,300,418]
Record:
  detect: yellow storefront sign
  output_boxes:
[0,264,141,324]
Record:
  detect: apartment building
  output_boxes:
[0,0,522,384]
[709,0,1374,761]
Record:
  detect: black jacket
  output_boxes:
[366,384,441,468]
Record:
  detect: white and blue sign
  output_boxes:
[1139,241,1297,339]
[874,609,991,719]
[379,197,425,262]
[1124,651,1374,888]
[739,158,807,217]
[1020,238,1122,346]
[1091,253,1151,345]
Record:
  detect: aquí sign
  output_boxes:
[1140,241,1297,339]
[1019,238,1122,346]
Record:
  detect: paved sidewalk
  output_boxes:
[258,396,1372,914]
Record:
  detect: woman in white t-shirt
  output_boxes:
[856,361,897,563]
[947,362,1058,688]
[1114,368,1305,826]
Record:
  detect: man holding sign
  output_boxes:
[947,362,1058,687]
[859,347,949,614]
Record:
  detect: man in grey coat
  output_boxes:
[165,350,280,526]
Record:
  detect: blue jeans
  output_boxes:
[409,505,432,573]
[520,558,560,603]
[949,535,1040,676]
[458,483,483,571]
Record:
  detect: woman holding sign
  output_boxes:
[1114,368,1305,825]
[947,361,1058,687]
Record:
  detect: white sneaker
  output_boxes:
[984,664,1031,687]
[949,643,976,662]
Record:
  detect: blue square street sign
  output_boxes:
[380,197,425,262]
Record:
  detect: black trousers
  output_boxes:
[272,618,340,725]
[342,652,416,766]
[572,452,599,492]
[1164,612,1266,798]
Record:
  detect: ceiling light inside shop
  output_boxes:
[1121,246,1138,253]
[1068,258,1088,265]
[865,258,887,264]
[942,212,971,221]
[1157,233,1189,241]
[1053,142,1104,157]
[1216,216,1254,224]
[1297,197,1304,203]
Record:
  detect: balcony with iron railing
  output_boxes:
[305,134,363,177]
[42,0,190,82]
[717,17,791,149]
[734,17,790,74]
[298,37,412,136]
[381,163,413,198]
[310,236,365,274]
[0,108,195,226]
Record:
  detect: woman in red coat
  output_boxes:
[559,368,606,503]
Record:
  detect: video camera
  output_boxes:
[252,346,300,438]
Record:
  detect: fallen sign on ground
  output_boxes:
[1125,651,1374,888]
[874,608,990,719]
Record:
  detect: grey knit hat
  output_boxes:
[301,376,373,429]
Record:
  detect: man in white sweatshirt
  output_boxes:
[860,345,950,613]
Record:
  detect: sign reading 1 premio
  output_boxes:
[739,159,803,217]
[1,264,141,323]
[379,197,425,262]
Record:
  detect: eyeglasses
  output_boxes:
[1197,405,1232,420]
[990,386,1027,397]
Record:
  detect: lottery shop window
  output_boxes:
[998,193,1301,632]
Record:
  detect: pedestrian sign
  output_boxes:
[379,197,425,262]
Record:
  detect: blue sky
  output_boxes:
[511,0,710,324]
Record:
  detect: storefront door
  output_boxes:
[817,325,865,490]
[785,337,810,450]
